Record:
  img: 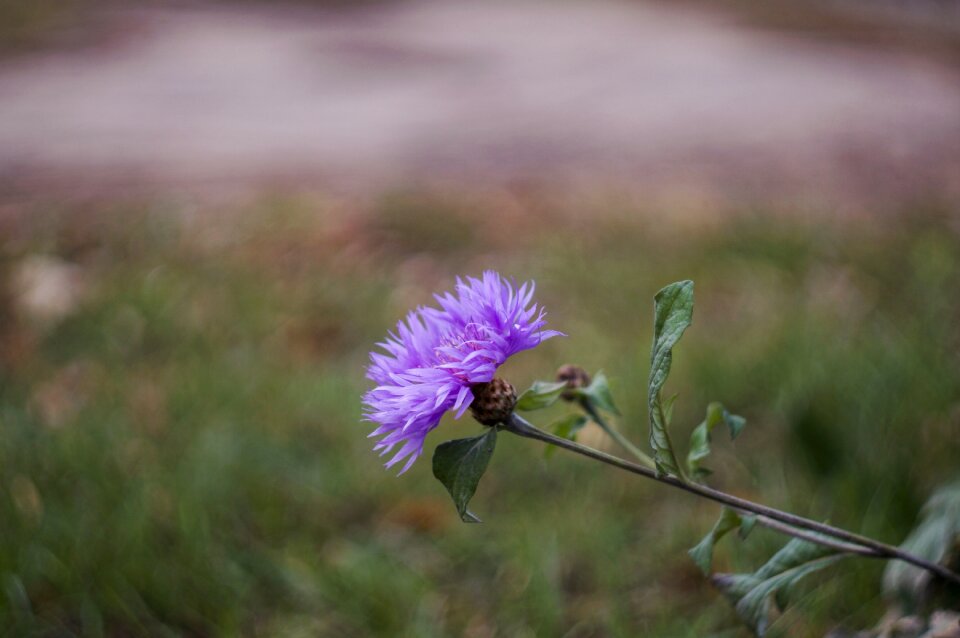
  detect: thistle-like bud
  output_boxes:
[556,364,590,401]
[470,378,517,426]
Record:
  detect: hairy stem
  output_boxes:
[752,515,880,557]
[579,400,657,471]
[504,413,960,585]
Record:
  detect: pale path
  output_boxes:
[1,0,959,206]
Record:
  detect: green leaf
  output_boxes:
[516,380,568,412]
[883,478,960,611]
[686,402,747,482]
[689,507,747,575]
[726,412,747,440]
[432,429,498,523]
[571,370,620,415]
[648,280,694,477]
[544,414,588,458]
[713,535,844,636]
[662,393,678,426]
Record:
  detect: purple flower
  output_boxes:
[363,271,563,473]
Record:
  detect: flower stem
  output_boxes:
[504,413,960,586]
[578,399,657,471]
[751,515,880,557]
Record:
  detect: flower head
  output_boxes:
[363,271,562,473]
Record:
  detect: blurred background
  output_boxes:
[1,0,959,636]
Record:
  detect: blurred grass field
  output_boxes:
[0,196,958,636]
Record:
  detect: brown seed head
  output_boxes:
[470,378,517,426]
[556,364,591,401]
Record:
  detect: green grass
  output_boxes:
[0,198,957,636]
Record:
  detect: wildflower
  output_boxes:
[469,378,518,426]
[363,271,562,473]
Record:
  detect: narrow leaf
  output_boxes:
[689,507,745,575]
[432,429,498,523]
[726,412,746,440]
[571,371,620,415]
[736,555,845,634]
[516,380,568,412]
[713,535,844,636]
[883,478,960,611]
[739,514,758,539]
[648,280,694,477]
[686,402,747,482]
